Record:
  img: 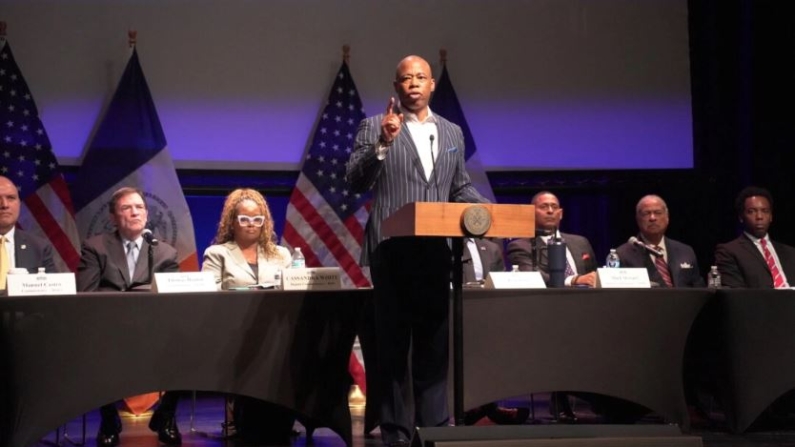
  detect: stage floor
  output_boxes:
[29,393,795,447]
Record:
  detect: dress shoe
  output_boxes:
[156,417,182,445]
[464,405,488,425]
[96,430,119,447]
[487,406,530,425]
[553,410,578,423]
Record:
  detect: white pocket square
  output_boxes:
[447,147,458,153]
[679,262,693,269]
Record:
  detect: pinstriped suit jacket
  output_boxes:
[346,112,488,265]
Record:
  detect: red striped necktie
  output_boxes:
[760,238,787,288]
[654,247,673,287]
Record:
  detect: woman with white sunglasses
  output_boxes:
[202,188,291,291]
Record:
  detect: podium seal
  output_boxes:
[461,205,492,237]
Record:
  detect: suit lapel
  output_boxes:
[14,231,28,271]
[434,119,453,186]
[133,240,151,283]
[666,243,681,287]
[740,235,768,270]
[476,240,491,274]
[228,242,257,282]
[108,232,132,285]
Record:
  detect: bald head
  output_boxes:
[635,194,669,244]
[393,55,435,119]
[395,55,433,80]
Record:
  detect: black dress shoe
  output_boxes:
[487,406,530,425]
[96,430,119,447]
[464,405,488,425]
[156,417,182,445]
[553,410,578,423]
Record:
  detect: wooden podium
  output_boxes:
[382,202,535,425]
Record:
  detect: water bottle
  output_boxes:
[547,237,567,288]
[273,269,282,289]
[708,265,721,289]
[606,249,620,268]
[291,247,306,269]
[511,265,519,273]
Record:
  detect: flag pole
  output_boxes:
[439,46,468,428]
[128,29,137,49]
[342,44,350,64]
[0,21,7,45]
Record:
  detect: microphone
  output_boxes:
[628,236,663,257]
[142,228,159,246]
[429,134,441,201]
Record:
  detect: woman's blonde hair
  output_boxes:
[212,188,278,258]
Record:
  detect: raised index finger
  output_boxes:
[386,97,395,115]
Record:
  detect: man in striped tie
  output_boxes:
[715,186,795,288]
[615,195,705,288]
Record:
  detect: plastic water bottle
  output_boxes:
[273,269,282,289]
[511,265,519,273]
[708,265,721,288]
[606,249,620,268]
[291,247,306,269]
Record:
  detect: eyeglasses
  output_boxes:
[237,215,265,227]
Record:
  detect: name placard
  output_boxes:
[484,271,547,289]
[152,272,216,293]
[6,272,77,296]
[282,267,342,291]
[596,268,651,288]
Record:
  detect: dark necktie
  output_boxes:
[654,247,673,287]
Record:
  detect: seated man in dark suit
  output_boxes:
[506,191,598,421]
[76,187,181,447]
[616,195,704,288]
[715,186,795,288]
[462,238,530,425]
[507,191,649,424]
[507,191,597,288]
[0,175,57,290]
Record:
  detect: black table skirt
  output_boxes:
[0,289,369,447]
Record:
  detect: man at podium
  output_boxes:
[346,55,489,447]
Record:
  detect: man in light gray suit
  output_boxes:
[346,55,488,447]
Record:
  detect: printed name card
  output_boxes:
[7,272,77,296]
[484,271,547,289]
[596,268,651,288]
[152,272,216,293]
[281,267,342,291]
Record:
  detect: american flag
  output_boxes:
[282,61,371,288]
[0,38,81,271]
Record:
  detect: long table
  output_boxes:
[0,290,368,447]
[4,287,789,447]
[694,289,795,433]
[360,288,714,433]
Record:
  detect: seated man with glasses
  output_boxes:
[76,186,182,447]
[615,195,704,288]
